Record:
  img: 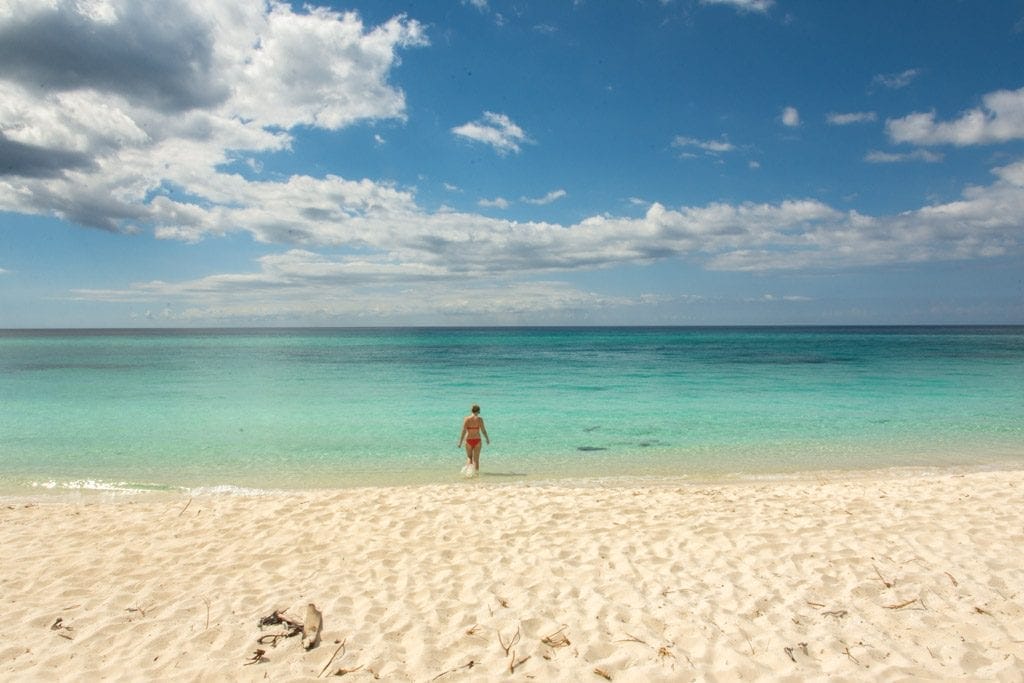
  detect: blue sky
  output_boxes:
[1,0,1022,326]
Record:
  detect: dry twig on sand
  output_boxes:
[50,617,74,640]
[884,598,919,610]
[873,565,894,588]
[317,639,346,678]
[509,650,530,673]
[430,660,475,681]
[542,625,571,648]
[498,625,521,655]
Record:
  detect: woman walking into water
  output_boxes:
[458,404,490,477]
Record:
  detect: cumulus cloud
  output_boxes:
[451,112,531,155]
[781,106,800,127]
[61,153,1024,320]
[3,1,1024,323]
[886,86,1024,147]
[0,1,426,230]
[700,0,773,13]
[827,111,877,126]
[478,196,510,209]
[0,0,229,112]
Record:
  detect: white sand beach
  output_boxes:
[3,469,1024,681]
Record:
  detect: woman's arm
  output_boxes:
[480,419,490,444]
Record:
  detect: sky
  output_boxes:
[1,0,1023,327]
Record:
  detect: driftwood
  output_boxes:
[303,603,323,650]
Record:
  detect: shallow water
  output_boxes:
[1,326,1021,492]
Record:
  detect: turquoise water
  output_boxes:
[1,327,1022,492]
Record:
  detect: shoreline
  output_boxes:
[4,456,1024,501]
[4,467,1024,680]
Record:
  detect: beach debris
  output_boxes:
[303,603,323,650]
[318,639,346,677]
[429,660,475,681]
[783,642,808,663]
[244,649,268,665]
[945,571,959,587]
[542,624,571,648]
[617,633,648,646]
[498,625,521,656]
[126,605,148,618]
[884,598,920,610]
[177,497,192,516]
[593,667,612,680]
[873,565,894,588]
[739,627,755,655]
[974,606,992,616]
[332,664,363,677]
[822,609,848,619]
[509,650,530,674]
[50,617,74,640]
[257,609,304,647]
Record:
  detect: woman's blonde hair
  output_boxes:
[471,404,480,414]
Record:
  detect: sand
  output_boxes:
[2,469,1024,681]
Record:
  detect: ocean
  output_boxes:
[1,326,1022,494]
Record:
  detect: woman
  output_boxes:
[457,404,490,477]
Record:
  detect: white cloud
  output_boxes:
[827,111,877,125]
[872,68,921,90]
[781,106,800,127]
[63,155,1024,319]
[700,0,774,13]
[478,197,510,209]
[451,111,531,155]
[672,136,736,155]
[522,189,567,205]
[0,2,426,230]
[886,86,1024,147]
[864,149,943,164]
[4,1,1024,323]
